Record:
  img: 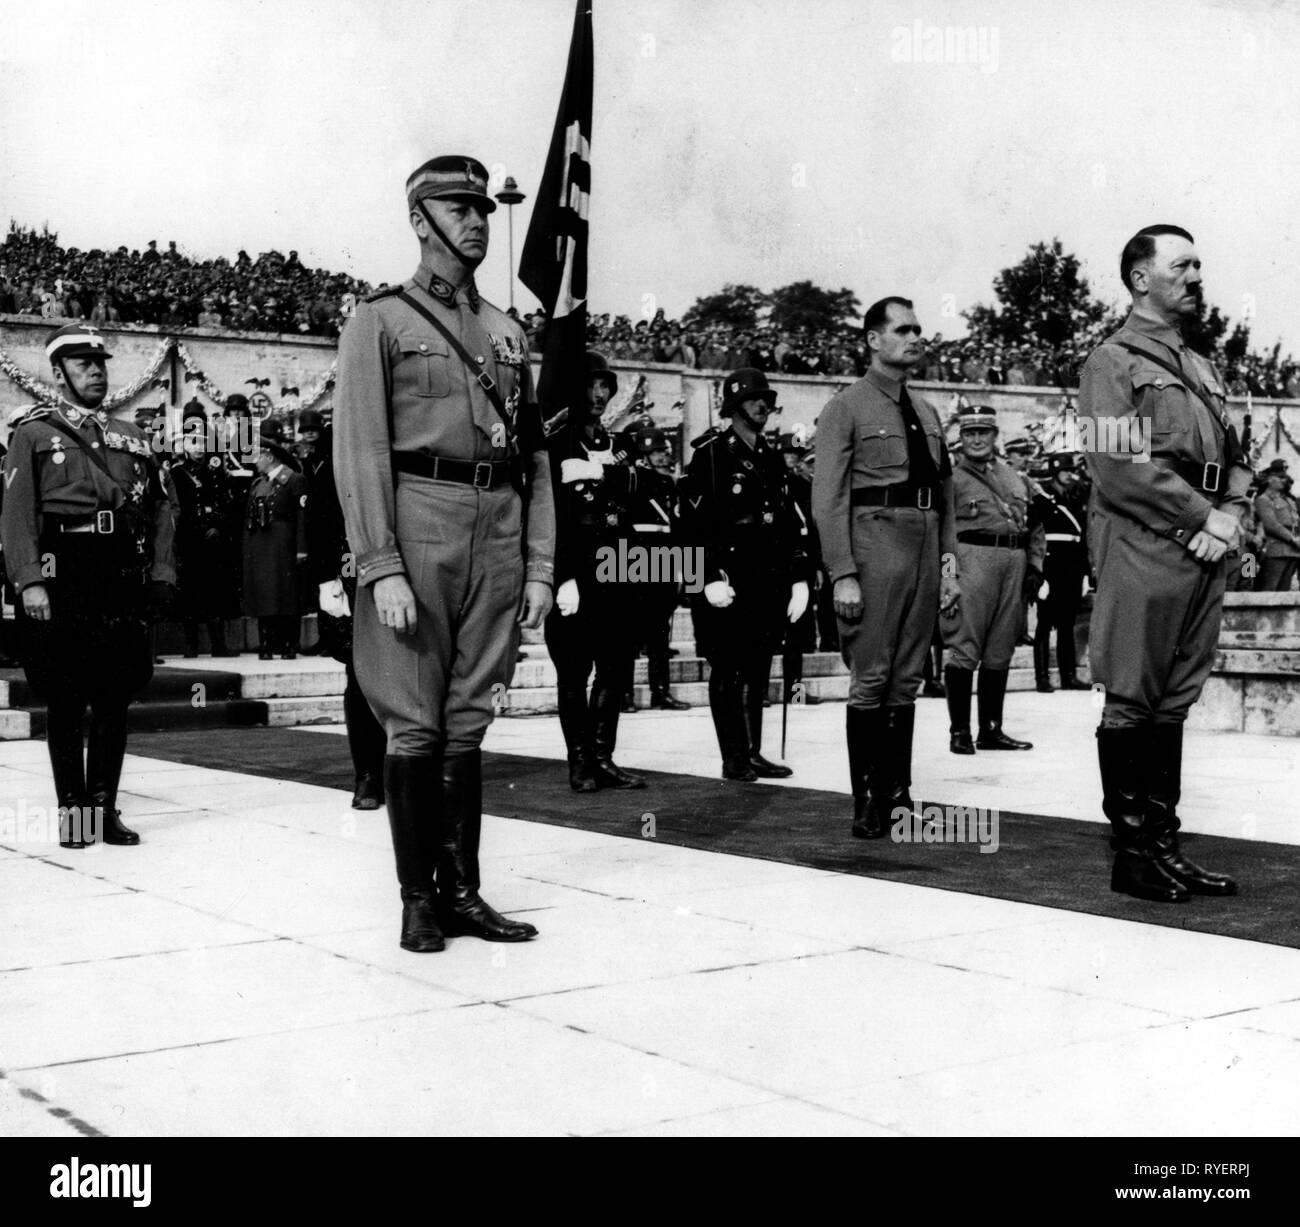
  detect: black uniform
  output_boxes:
[1,397,176,848]
[303,426,386,808]
[679,426,807,778]
[621,460,686,709]
[1033,483,1090,689]
[545,423,646,790]
[171,449,239,656]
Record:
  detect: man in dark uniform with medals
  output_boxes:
[1,324,176,848]
[547,353,646,790]
[944,405,1046,753]
[1032,452,1090,691]
[680,368,809,781]
[334,155,555,952]
[172,403,238,657]
[1079,225,1247,902]
[622,424,690,713]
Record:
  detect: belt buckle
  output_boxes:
[476,371,496,393]
[96,510,114,534]
[1202,462,1221,493]
[473,462,493,489]
[916,487,932,510]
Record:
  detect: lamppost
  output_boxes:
[494,176,526,313]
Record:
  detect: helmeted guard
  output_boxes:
[0,324,177,848]
[621,425,690,712]
[334,153,555,952]
[1031,451,1090,690]
[680,368,809,781]
[546,352,647,791]
[944,404,1046,753]
[171,402,238,657]
[242,418,308,660]
[776,428,821,705]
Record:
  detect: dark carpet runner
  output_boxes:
[129,727,1300,949]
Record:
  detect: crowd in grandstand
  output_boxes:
[4,222,1300,395]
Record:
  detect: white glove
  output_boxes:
[704,580,735,609]
[560,457,604,484]
[556,578,580,616]
[318,579,350,618]
[786,580,809,623]
[1037,579,1050,601]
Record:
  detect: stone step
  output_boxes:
[0,709,31,739]
[1213,648,1300,676]
[1218,631,1300,652]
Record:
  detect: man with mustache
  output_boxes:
[812,298,960,840]
[1079,224,1250,903]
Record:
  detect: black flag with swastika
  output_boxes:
[518,0,592,442]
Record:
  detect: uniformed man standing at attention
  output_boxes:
[1254,460,1300,591]
[334,155,555,952]
[812,298,960,839]
[943,405,1046,753]
[1032,452,1090,691]
[1080,224,1248,903]
[1,324,176,848]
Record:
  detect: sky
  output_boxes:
[2,0,1299,349]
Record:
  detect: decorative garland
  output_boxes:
[1,336,337,419]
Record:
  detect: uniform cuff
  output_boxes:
[356,547,406,587]
[828,560,858,583]
[1168,494,1213,544]
[525,561,555,586]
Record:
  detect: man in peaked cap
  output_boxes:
[1032,452,1091,690]
[1254,459,1300,590]
[812,298,960,840]
[1,324,176,849]
[334,154,554,953]
[679,368,809,781]
[943,405,1045,753]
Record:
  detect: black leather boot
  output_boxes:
[345,665,386,810]
[710,668,756,781]
[1057,633,1089,689]
[648,650,688,709]
[47,699,92,849]
[742,679,792,778]
[1146,723,1237,896]
[1097,726,1189,903]
[257,618,274,660]
[209,619,237,657]
[556,682,599,792]
[182,621,200,659]
[945,666,975,754]
[384,754,445,951]
[883,705,917,821]
[437,749,537,941]
[590,683,645,789]
[1033,635,1054,692]
[847,706,889,838]
[975,668,1033,749]
[86,703,138,845]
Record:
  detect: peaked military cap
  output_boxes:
[405,156,497,213]
[46,323,113,364]
[1002,435,1034,455]
[956,404,999,431]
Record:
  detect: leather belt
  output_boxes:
[392,452,512,489]
[850,483,936,509]
[958,530,1026,549]
[1156,457,1223,496]
[50,511,116,534]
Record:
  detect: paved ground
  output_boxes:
[1,692,1297,1137]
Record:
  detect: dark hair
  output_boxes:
[1119,225,1194,293]
[862,296,914,339]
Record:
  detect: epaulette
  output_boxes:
[363,284,403,303]
[690,426,722,449]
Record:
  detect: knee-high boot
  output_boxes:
[47,698,91,849]
[589,681,645,789]
[86,701,138,845]
[557,681,599,792]
[884,705,917,819]
[1146,723,1237,896]
[709,667,755,781]
[344,663,385,809]
[847,705,889,838]
[437,749,537,941]
[383,754,445,951]
[742,675,792,778]
[1096,726,1188,903]
[945,665,975,754]
[1057,628,1088,689]
[1033,629,1054,692]
[975,667,1033,749]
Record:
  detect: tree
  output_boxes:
[1184,302,1233,358]
[766,280,861,335]
[682,283,768,332]
[964,238,1109,351]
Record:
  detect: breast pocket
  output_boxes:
[396,335,451,398]
[858,425,908,468]
[956,496,985,522]
[1134,369,1192,453]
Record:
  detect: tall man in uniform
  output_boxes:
[1032,452,1090,691]
[1,324,176,848]
[944,405,1045,753]
[334,156,555,952]
[1254,461,1300,591]
[812,298,960,839]
[1080,225,1247,903]
[680,369,808,781]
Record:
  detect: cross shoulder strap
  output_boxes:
[44,417,131,496]
[1114,340,1225,425]
[395,289,513,431]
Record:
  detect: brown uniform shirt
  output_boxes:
[1255,490,1300,558]
[951,454,1047,571]
[332,268,555,588]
